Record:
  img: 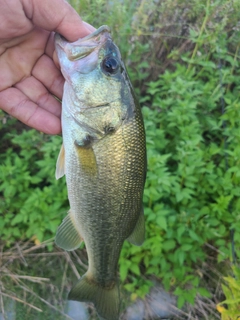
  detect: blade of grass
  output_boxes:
[0,291,42,312]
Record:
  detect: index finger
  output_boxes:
[21,0,93,41]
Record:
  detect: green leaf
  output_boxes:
[130,263,141,276]
[156,216,167,230]
[119,263,129,282]
[162,240,176,251]
[177,295,185,309]
[189,230,200,242]
[198,287,211,298]
[11,214,24,225]
[181,244,192,251]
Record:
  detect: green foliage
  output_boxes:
[0,120,68,245]
[119,0,240,308]
[217,266,240,319]
[69,0,140,59]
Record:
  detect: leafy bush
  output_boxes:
[119,0,240,308]
[0,118,68,245]
[120,54,240,306]
[217,266,240,319]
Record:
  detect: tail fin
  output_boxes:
[68,274,120,320]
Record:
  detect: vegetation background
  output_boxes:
[1,0,240,319]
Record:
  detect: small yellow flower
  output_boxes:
[130,293,138,301]
[32,235,41,245]
[216,304,226,314]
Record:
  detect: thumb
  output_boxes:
[22,0,93,41]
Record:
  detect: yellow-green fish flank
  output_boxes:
[54,25,146,320]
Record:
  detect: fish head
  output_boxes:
[55,26,113,77]
[55,25,130,117]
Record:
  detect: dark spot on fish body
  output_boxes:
[75,135,94,148]
[104,125,115,134]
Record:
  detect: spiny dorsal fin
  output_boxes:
[55,144,65,180]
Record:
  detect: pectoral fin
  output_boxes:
[55,210,82,251]
[55,144,65,180]
[75,140,98,176]
[127,208,145,246]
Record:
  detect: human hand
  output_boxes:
[0,0,94,134]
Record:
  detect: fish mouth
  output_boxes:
[55,25,111,61]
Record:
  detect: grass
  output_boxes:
[0,240,227,319]
[0,240,89,320]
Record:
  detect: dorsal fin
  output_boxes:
[127,208,145,246]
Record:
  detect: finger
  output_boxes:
[45,22,96,58]
[15,76,61,118]
[32,54,64,99]
[22,0,92,41]
[49,21,96,68]
[0,0,32,39]
[46,23,96,60]
[0,87,61,134]
[45,32,55,57]
[83,21,96,33]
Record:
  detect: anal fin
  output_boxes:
[127,208,145,246]
[55,210,82,251]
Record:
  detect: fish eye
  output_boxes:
[101,56,119,75]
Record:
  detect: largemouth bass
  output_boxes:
[54,25,146,320]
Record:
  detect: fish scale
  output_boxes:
[54,25,146,320]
